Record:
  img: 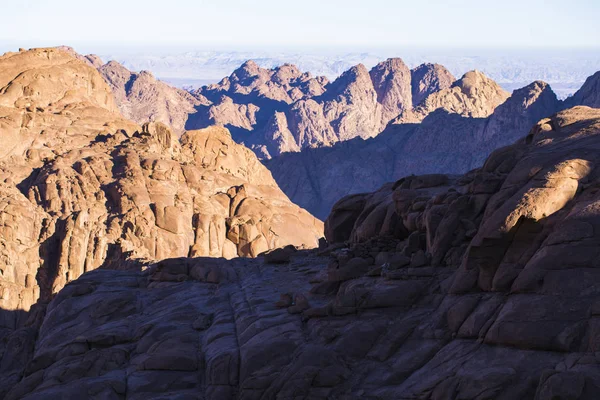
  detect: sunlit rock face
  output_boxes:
[0,48,323,333]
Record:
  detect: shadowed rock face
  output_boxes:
[266,79,562,219]
[5,107,600,399]
[410,62,456,106]
[0,48,323,337]
[186,59,454,158]
[566,71,600,108]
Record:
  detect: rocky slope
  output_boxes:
[4,106,600,399]
[566,71,600,108]
[187,59,456,158]
[57,46,207,135]
[394,70,510,123]
[0,48,323,338]
[266,79,561,219]
[99,60,208,135]
[410,62,456,106]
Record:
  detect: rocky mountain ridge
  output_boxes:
[186,58,458,158]
[266,78,564,218]
[99,48,600,99]
[57,46,207,135]
[393,70,510,123]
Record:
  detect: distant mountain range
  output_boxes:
[99,48,600,99]
[60,46,600,219]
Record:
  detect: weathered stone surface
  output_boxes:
[58,46,209,136]
[410,62,456,106]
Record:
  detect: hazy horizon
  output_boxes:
[2,0,600,49]
[2,42,596,100]
[2,0,598,100]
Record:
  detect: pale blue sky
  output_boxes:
[1,0,599,49]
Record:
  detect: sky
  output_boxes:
[1,0,599,51]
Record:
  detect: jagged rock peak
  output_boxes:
[394,69,510,123]
[98,59,206,135]
[272,63,304,84]
[410,62,456,105]
[478,79,560,146]
[340,63,371,81]
[99,60,132,84]
[372,57,410,71]
[232,59,263,80]
[566,70,600,108]
[369,58,413,121]
[453,69,507,99]
[494,80,558,114]
[326,63,373,96]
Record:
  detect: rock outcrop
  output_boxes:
[395,70,511,123]
[0,48,323,336]
[187,59,457,158]
[56,46,205,135]
[410,62,456,105]
[566,71,600,108]
[266,79,562,218]
[5,107,600,399]
[370,58,413,124]
[98,60,208,135]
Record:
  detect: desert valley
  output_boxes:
[1,1,600,398]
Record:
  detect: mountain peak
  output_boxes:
[453,70,507,99]
[566,70,600,108]
[410,63,456,106]
[233,59,262,80]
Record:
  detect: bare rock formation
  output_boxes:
[370,58,416,126]
[266,78,562,219]
[0,47,137,164]
[396,70,510,123]
[56,46,208,136]
[54,45,103,69]
[410,62,456,105]
[0,48,323,337]
[480,80,561,151]
[187,58,427,158]
[198,60,328,105]
[566,71,600,108]
[6,107,600,399]
[320,63,382,141]
[99,60,207,135]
